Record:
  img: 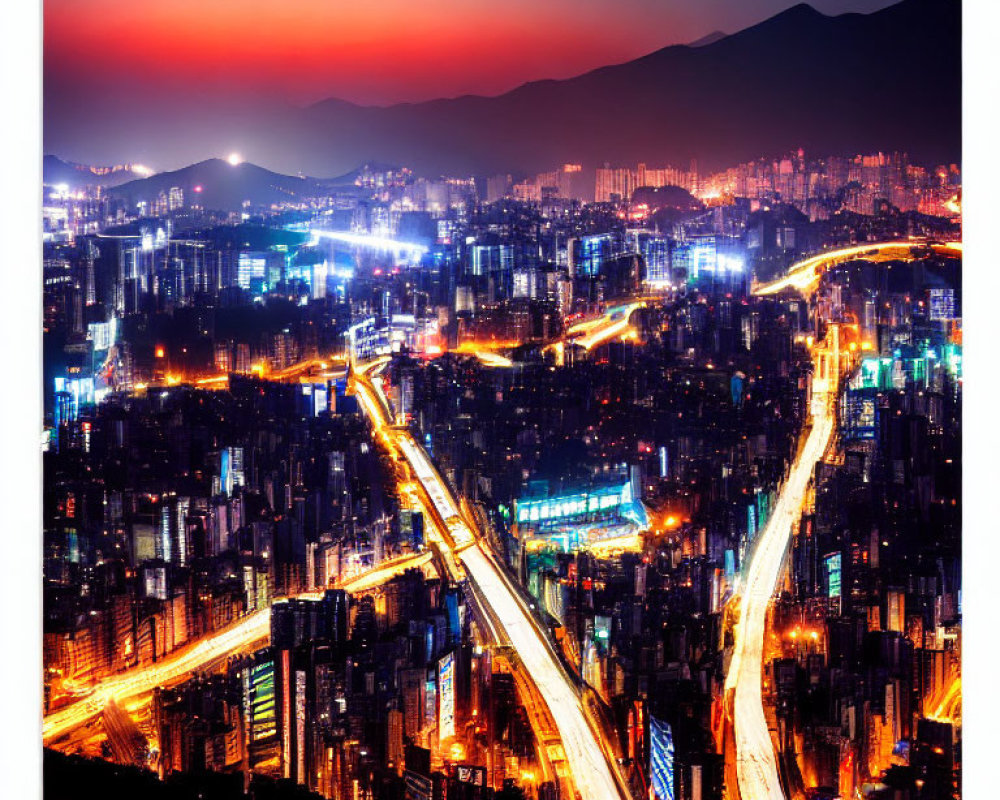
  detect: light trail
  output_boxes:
[424,342,516,369]
[546,301,647,356]
[725,384,835,800]
[462,548,624,800]
[44,551,436,747]
[926,675,962,723]
[337,551,434,593]
[270,355,347,382]
[350,361,629,800]
[131,354,348,395]
[576,318,633,351]
[729,242,963,799]
[753,240,962,297]
[469,351,513,368]
[195,374,229,386]
[43,609,272,744]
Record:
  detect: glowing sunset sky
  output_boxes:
[45,0,894,107]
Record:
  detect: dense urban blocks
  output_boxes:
[43,137,960,800]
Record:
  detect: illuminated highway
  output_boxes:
[43,608,272,744]
[467,350,514,368]
[725,387,835,800]
[753,240,962,297]
[450,341,517,368]
[724,243,926,799]
[44,550,434,748]
[562,301,646,351]
[337,551,434,593]
[135,354,349,395]
[718,239,962,799]
[351,360,628,800]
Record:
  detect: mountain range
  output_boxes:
[42,156,151,189]
[44,0,960,180]
[102,159,335,213]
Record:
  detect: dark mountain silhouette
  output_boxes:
[107,159,332,213]
[46,0,959,181]
[632,185,703,213]
[687,30,727,47]
[292,0,959,176]
[42,155,149,188]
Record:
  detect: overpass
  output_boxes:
[43,551,435,748]
[725,351,836,800]
[350,359,631,800]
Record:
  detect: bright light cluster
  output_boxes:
[310,228,429,255]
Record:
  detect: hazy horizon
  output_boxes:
[44,0,898,173]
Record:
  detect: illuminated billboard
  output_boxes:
[650,715,675,800]
[515,479,639,526]
[455,765,486,786]
[425,676,437,729]
[281,650,291,778]
[247,659,277,743]
[438,652,455,744]
[826,552,842,599]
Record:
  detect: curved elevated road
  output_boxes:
[753,240,961,298]
[43,551,432,745]
[725,395,835,800]
[729,238,962,799]
[351,360,629,800]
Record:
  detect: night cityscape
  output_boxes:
[27,1,970,800]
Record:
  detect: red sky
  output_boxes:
[44,0,894,107]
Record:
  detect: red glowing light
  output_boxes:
[193,185,203,193]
